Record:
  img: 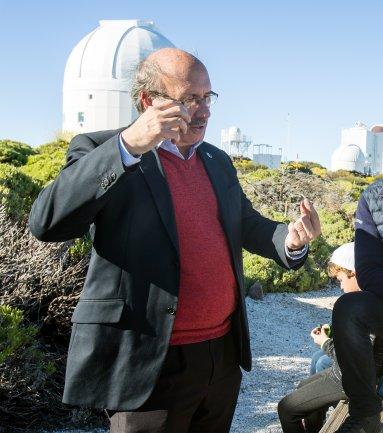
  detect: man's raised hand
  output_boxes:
[120,100,191,155]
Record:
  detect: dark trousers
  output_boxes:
[278,368,346,433]
[109,332,242,433]
[332,291,383,417]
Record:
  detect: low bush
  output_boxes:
[21,139,68,185]
[0,140,36,167]
[243,251,328,293]
[0,304,38,364]
[0,163,42,220]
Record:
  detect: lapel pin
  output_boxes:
[206,152,213,159]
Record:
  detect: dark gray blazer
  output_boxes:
[29,128,306,411]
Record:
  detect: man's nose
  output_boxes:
[196,102,210,119]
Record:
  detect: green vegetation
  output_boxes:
[243,252,328,293]
[0,143,375,293]
[0,139,36,167]
[21,139,68,185]
[68,234,93,260]
[0,162,42,220]
[233,159,370,293]
[0,304,38,364]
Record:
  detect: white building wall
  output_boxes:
[253,154,281,169]
[341,127,368,154]
[374,133,383,174]
[332,122,383,175]
[63,90,136,132]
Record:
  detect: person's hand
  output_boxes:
[310,325,330,347]
[285,198,321,250]
[121,100,191,155]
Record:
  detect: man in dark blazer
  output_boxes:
[29,48,321,433]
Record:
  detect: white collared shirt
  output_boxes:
[118,135,202,165]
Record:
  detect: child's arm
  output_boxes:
[310,326,335,358]
[321,338,335,360]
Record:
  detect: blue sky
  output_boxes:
[1,0,382,167]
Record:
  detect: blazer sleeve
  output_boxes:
[241,188,306,269]
[222,152,307,270]
[29,132,131,242]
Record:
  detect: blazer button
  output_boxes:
[110,172,117,182]
[167,306,176,315]
[101,179,108,189]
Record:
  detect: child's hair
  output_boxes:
[327,262,355,278]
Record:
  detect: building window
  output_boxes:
[88,94,93,100]
[78,112,85,122]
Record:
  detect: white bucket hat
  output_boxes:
[329,242,355,272]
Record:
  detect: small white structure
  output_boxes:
[220,127,282,169]
[221,127,252,157]
[331,121,383,174]
[253,144,282,169]
[62,20,174,134]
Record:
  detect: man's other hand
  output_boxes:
[285,198,321,250]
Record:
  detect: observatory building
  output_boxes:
[62,20,174,134]
[331,122,383,175]
[221,127,252,158]
[220,126,282,168]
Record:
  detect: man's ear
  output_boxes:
[141,92,153,110]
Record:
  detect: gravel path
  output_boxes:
[47,285,340,433]
[232,285,339,433]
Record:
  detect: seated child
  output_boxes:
[278,242,360,433]
[309,242,360,376]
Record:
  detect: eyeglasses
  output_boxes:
[149,90,218,109]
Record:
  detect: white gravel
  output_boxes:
[47,285,340,433]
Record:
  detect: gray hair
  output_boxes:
[130,59,165,114]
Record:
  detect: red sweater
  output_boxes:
[158,148,238,345]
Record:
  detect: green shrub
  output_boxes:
[68,234,92,260]
[0,140,36,167]
[243,251,328,293]
[299,161,326,170]
[233,159,269,174]
[240,167,275,182]
[0,163,42,219]
[311,166,328,177]
[21,140,68,185]
[281,161,313,174]
[0,304,38,364]
[318,209,354,247]
[242,206,355,293]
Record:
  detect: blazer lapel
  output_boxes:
[139,150,179,256]
[198,145,235,254]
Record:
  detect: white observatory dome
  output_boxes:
[62,20,174,134]
[371,124,383,134]
[331,144,365,173]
